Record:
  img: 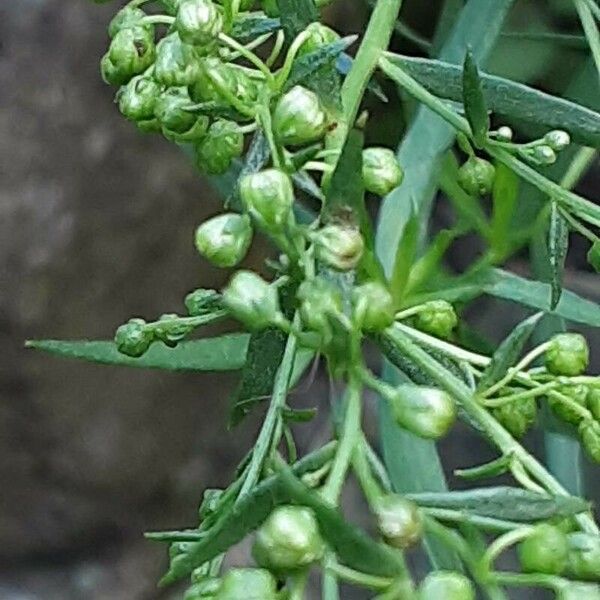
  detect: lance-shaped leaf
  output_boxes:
[477,312,543,391]
[277,0,318,41]
[588,240,600,272]
[406,487,590,522]
[462,48,489,146]
[231,15,281,41]
[384,53,600,148]
[26,335,249,372]
[548,201,570,310]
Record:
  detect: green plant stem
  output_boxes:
[352,438,384,506]
[421,508,523,533]
[321,375,362,503]
[575,0,600,79]
[383,326,600,535]
[482,527,533,572]
[325,562,394,591]
[491,571,564,590]
[237,314,299,498]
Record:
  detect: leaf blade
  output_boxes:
[548,201,569,310]
[462,48,489,146]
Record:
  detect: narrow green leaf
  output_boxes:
[455,455,512,481]
[477,312,543,391]
[278,468,407,577]
[588,240,600,272]
[548,201,569,310]
[574,0,600,80]
[385,53,600,148]
[406,487,590,522]
[231,15,280,41]
[26,336,249,372]
[462,48,489,146]
[276,0,318,41]
[389,211,419,306]
[490,162,519,256]
[335,53,388,102]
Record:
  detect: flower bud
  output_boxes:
[222,270,282,330]
[185,288,221,316]
[103,26,156,87]
[418,571,475,600]
[297,278,343,341]
[117,75,161,123]
[154,33,202,87]
[190,57,235,103]
[352,281,395,332]
[550,384,588,426]
[313,224,364,271]
[457,156,495,197]
[273,86,328,146]
[588,386,600,421]
[566,532,600,581]
[532,144,557,165]
[518,524,569,575]
[493,396,536,439]
[195,120,244,175]
[215,568,278,600]
[154,86,209,141]
[154,313,195,347]
[545,333,589,376]
[114,318,154,357]
[544,130,571,151]
[298,22,340,55]
[108,6,151,38]
[240,169,295,231]
[374,495,422,549]
[252,506,324,573]
[579,420,600,464]
[414,300,457,340]
[362,147,404,196]
[184,577,221,599]
[558,583,600,600]
[175,0,222,48]
[496,126,513,142]
[389,385,456,439]
[194,213,253,268]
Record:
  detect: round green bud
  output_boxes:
[390,385,456,440]
[154,313,194,347]
[104,26,156,86]
[518,524,569,575]
[185,288,221,316]
[579,420,600,464]
[496,126,513,142]
[222,270,281,330]
[108,6,151,38]
[362,147,404,196]
[298,22,340,55]
[154,33,202,87]
[566,532,600,581]
[273,85,328,146]
[532,144,557,165]
[374,495,423,549]
[117,75,161,123]
[214,568,278,600]
[457,156,495,197]
[252,506,324,573]
[493,396,537,439]
[297,277,343,341]
[558,583,600,600]
[190,57,235,104]
[313,224,364,271]
[588,386,600,421]
[195,120,244,175]
[414,300,457,340]
[175,0,223,48]
[114,318,154,357]
[550,383,588,426]
[184,577,221,599]
[154,86,209,141]
[545,333,589,376]
[352,281,395,332]
[418,571,475,600]
[194,213,253,268]
[240,168,295,231]
[544,130,571,152]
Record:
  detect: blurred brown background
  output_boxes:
[1,0,598,598]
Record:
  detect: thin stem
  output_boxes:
[422,508,523,533]
[288,570,309,600]
[575,0,600,79]
[275,30,311,89]
[352,439,384,507]
[482,527,534,572]
[325,562,393,591]
[482,381,558,407]
[218,33,274,83]
[559,206,600,244]
[141,14,175,25]
[303,161,334,173]
[266,30,285,67]
[238,314,299,498]
[510,459,547,494]
[491,571,564,590]
[223,32,273,63]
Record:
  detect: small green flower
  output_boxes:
[362,147,404,196]
[457,156,495,197]
[184,289,221,316]
[154,33,202,87]
[102,26,156,87]
[117,75,161,123]
[313,224,364,271]
[418,571,475,600]
[175,0,223,48]
[240,169,295,232]
[493,396,537,439]
[222,270,282,330]
[114,318,154,357]
[194,213,253,268]
[252,506,324,573]
[154,313,195,347]
[414,300,458,340]
[214,568,278,600]
[273,86,328,146]
[518,524,569,575]
[375,495,423,549]
[352,281,395,332]
[195,120,244,175]
[545,333,589,376]
[549,384,589,426]
[579,420,600,464]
